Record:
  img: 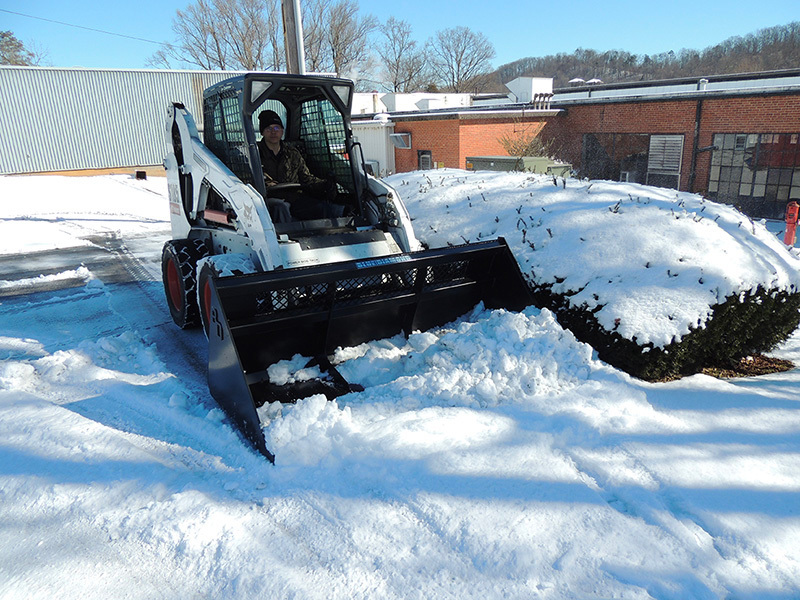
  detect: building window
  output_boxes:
[708,133,800,219]
[581,133,683,190]
[389,132,412,149]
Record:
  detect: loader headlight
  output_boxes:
[386,204,399,227]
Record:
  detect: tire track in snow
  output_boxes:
[87,230,266,464]
[559,443,730,595]
[2,227,264,468]
[88,230,210,395]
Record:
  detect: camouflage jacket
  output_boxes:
[257,139,323,188]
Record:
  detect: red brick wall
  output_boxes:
[568,101,696,133]
[393,93,800,195]
[458,118,546,168]
[540,99,698,188]
[393,115,549,172]
[701,95,800,132]
[539,118,579,168]
[393,119,461,173]
[692,96,800,194]
[541,94,800,193]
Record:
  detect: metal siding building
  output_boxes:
[0,67,240,174]
[351,119,396,176]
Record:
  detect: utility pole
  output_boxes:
[282,0,306,74]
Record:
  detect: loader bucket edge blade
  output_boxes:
[206,238,531,461]
[206,283,276,463]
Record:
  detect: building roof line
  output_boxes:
[552,69,800,104]
[353,106,562,121]
[552,84,800,107]
[554,67,800,93]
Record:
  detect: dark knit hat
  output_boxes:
[258,110,283,133]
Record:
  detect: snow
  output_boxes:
[1,172,800,599]
[390,169,800,347]
[0,174,168,254]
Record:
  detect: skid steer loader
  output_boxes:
[162,73,532,462]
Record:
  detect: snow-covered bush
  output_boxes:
[530,280,800,380]
[388,169,800,380]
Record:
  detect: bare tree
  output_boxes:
[376,17,428,92]
[218,0,277,70]
[327,0,377,77]
[25,40,51,66]
[302,0,376,77]
[1,30,47,66]
[172,0,229,69]
[427,26,496,92]
[266,0,284,70]
[152,0,376,82]
[428,26,495,92]
[498,119,559,159]
[150,0,282,70]
[302,0,332,72]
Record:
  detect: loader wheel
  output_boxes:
[197,254,257,338]
[162,238,209,328]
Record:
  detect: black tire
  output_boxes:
[162,238,209,328]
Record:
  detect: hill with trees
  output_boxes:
[491,21,800,89]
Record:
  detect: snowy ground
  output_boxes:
[1,173,799,600]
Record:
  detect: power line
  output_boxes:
[0,8,167,47]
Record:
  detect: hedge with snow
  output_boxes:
[386,169,800,380]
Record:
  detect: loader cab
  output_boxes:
[202,73,368,231]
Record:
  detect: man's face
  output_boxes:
[264,124,283,144]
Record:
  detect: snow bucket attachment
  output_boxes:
[205,238,532,461]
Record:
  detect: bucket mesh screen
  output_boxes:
[253,260,470,317]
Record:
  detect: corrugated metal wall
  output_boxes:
[352,120,395,176]
[0,67,238,174]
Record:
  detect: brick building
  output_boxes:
[389,108,557,173]
[368,70,800,219]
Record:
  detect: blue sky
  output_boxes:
[2,0,799,71]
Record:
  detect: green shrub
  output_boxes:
[530,283,800,381]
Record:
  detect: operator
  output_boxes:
[256,110,337,222]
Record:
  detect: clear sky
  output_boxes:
[2,0,799,72]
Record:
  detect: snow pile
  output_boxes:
[261,306,598,466]
[267,354,324,385]
[389,169,800,347]
[336,306,592,409]
[1,173,800,599]
[198,253,257,278]
[0,265,94,292]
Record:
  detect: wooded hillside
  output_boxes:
[490,21,800,89]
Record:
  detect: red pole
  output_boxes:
[784,201,799,246]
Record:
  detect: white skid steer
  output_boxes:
[162,73,531,462]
